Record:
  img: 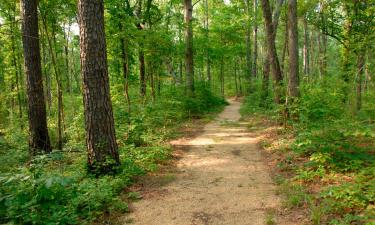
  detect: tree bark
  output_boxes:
[21,0,51,155]
[40,11,64,150]
[303,17,310,75]
[252,0,258,78]
[205,0,211,85]
[78,0,120,173]
[260,0,284,104]
[356,52,365,112]
[184,0,195,95]
[245,0,252,91]
[288,0,299,98]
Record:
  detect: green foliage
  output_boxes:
[0,83,225,224]
[241,74,375,224]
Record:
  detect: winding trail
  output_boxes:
[122,100,285,225]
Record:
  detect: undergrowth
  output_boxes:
[241,77,375,224]
[0,85,226,224]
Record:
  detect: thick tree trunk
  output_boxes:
[21,0,51,155]
[78,0,120,173]
[260,0,284,104]
[288,0,299,98]
[184,0,194,95]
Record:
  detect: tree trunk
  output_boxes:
[121,36,131,114]
[356,52,365,112]
[21,0,51,155]
[260,0,284,104]
[119,21,131,114]
[78,0,120,173]
[234,61,239,97]
[288,0,299,98]
[9,14,23,122]
[261,57,270,106]
[40,11,64,150]
[205,0,211,85]
[252,0,258,78]
[137,0,147,98]
[184,0,194,95]
[245,0,252,91]
[63,23,72,94]
[220,57,225,97]
[303,17,310,75]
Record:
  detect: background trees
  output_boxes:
[0,0,374,223]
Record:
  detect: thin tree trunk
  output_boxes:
[40,11,64,150]
[120,34,131,114]
[252,0,258,78]
[78,0,120,173]
[234,60,239,97]
[205,0,211,84]
[245,0,252,91]
[220,57,224,97]
[184,0,194,95]
[137,0,147,98]
[303,17,310,75]
[9,15,23,122]
[21,0,51,154]
[63,23,72,94]
[287,0,299,98]
[356,52,365,112]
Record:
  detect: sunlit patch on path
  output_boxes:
[121,99,289,225]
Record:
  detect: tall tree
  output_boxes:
[21,0,51,155]
[260,0,284,104]
[184,0,194,95]
[78,0,120,173]
[252,0,258,78]
[288,0,299,98]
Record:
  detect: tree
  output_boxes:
[20,0,52,155]
[184,0,194,95]
[287,0,299,98]
[260,0,284,104]
[78,0,120,173]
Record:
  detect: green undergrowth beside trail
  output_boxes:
[241,79,375,225]
[0,85,226,225]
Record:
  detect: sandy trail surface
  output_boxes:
[121,100,286,225]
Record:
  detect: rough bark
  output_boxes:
[184,0,194,95]
[260,0,284,104]
[288,0,299,98]
[21,0,51,155]
[78,0,120,173]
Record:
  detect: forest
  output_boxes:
[0,0,374,224]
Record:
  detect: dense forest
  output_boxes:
[0,0,374,224]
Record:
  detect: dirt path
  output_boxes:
[121,100,285,225]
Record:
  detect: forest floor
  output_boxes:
[116,99,294,225]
